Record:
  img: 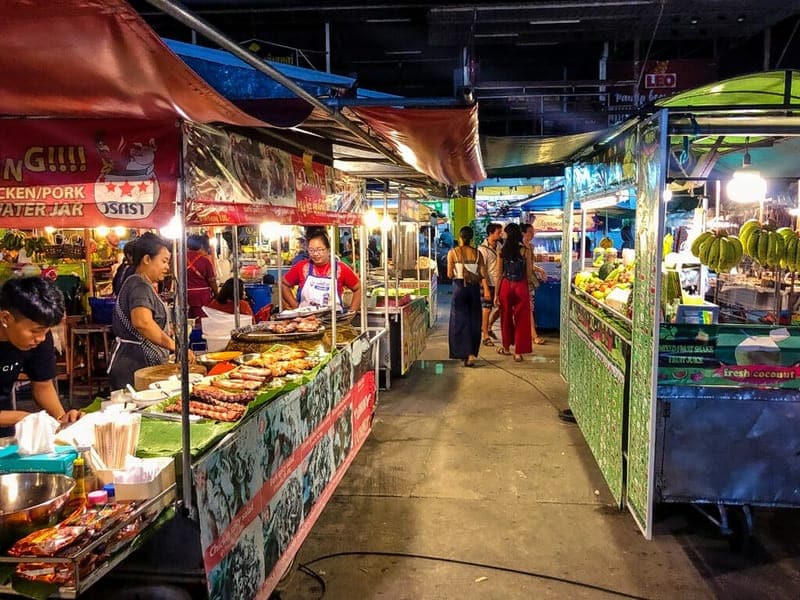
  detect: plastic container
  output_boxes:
[244,283,272,314]
[87,489,108,507]
[89,297,116,325]
[203,335,231,352]
[103,483,116,505]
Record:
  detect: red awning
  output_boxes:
[0,0,266,126]
[348,105,486,186]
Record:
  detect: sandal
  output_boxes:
[496,347,511,355]
[482,338,495,347]
[488,331,498,340]
[533,337,547,345]
[513,354,523,363]
[464,356,476,367]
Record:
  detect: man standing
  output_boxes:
[478,222,503,346]
[522,223,547,345]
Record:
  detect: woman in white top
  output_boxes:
[447,226,490,367]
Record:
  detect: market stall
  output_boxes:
[561,71,800,541]
[366,193,436,384]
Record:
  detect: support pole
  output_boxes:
[277,231,284,312]
[175,163,193,519]
[359,224,368,333]
[232,225,241,329]
[329,225,337,349]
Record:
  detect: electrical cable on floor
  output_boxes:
[297,551,650,599]
[297,562,327,596]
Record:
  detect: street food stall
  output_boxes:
[561,71,800,542]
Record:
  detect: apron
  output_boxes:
[107,274,171,382]
[297,260,342,311]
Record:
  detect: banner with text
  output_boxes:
[185,123,365,226]
[0,119,179,227]
[658,323,800,389]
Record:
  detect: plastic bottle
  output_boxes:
[77,446,97,493]
[69,456,87,505]
[103,483,116,505]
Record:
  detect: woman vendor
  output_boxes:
[108,232,193,390]
[186,233,218,319]
[0,277,82,436]
[281,230,361,312]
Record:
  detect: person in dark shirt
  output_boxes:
[0,277,82,436]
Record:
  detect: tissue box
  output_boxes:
[0,445,78,476]
[96,457,175,501]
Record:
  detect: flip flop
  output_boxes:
[482,338,495,347]
[513,355,523,362]
[496,347,511,355]
[533,337,547,345]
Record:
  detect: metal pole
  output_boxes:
[329,225,337,348]
[232,225,241,329]
[277,231,284,312]
[143,0,408,168]
[175,147,193,518]
[359,223,368,333]
[325,21,331,73]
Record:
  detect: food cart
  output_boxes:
[561,71,800,541]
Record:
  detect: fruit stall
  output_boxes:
[561,71,800,541]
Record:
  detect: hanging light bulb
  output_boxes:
[726,137,767,203]
[380,214,395,232]
[363,208,380,229]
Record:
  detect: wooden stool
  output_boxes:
[69,323,112,403]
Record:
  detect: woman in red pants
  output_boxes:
[493,223,532,362]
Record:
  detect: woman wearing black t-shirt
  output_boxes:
[0,277,81,435]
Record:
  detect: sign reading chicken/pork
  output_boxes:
[0,119,178,227]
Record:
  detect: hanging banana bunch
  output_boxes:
[739,220,799,270]
[690,229,744,273]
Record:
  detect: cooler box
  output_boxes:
[245,283,273,314]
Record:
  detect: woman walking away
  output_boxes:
[494,223,532,362]
[447,226,490,367]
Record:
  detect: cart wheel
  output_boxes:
[728,504,756,554]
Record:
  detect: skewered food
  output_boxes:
[192,384,255,405]
[164,399,245,422]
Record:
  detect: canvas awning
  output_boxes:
[0,0,485,190]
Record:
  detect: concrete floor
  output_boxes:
[280,285,800,600]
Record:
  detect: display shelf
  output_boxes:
[0,484,176,599]
[570,285,632,335]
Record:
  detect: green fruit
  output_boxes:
[746,229,761,259]
[699,235,714,264]
[729,236,744,264]
[788,237,799,272]
[739,220,760,250]
[707,237,721,270]
[717,237,731,272]
[758,231,769,264]
[772,232,786,268]
[691,232,712,257]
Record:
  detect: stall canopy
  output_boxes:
[165,39,485,187]
[0,0,485,194]
[481,130,610,178]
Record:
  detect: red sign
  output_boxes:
[0,119,178,227]
[644,72,677,89]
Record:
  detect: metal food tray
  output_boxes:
[231,325,325,343]
[0,484,176,599]
[273,307,329,320]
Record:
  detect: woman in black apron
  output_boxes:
[108,232,188,390]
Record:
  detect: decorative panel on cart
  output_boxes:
[567,322,626,504]
[183,122,365,226]
[626,112,667,538]
[193,338,376,599]
[658,323,800,388]
[0,119,179,228]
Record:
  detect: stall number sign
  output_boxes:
[645,73,677,89]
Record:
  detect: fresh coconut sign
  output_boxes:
[658,323,800,388]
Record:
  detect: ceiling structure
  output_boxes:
[136,0,800,142]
